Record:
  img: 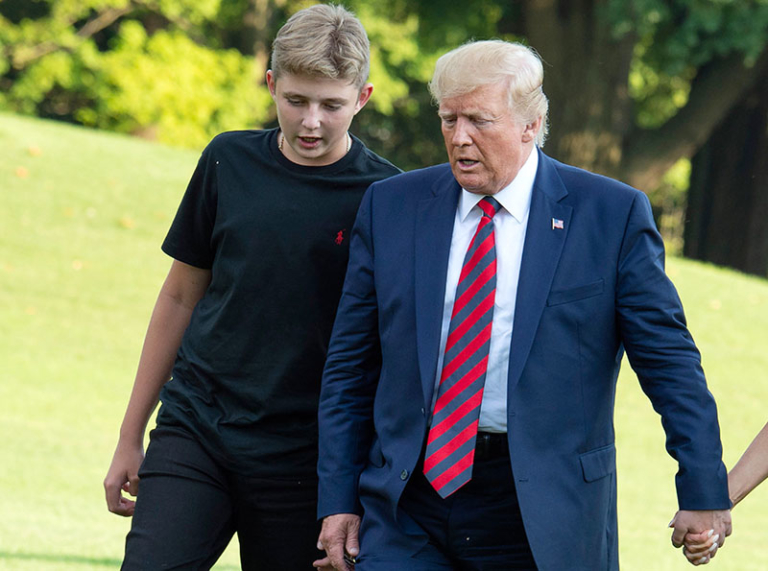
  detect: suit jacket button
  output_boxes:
[400,469,409,480]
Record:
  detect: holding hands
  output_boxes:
[669,509,732,565]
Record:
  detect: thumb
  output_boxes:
[345,525,359,556]
[671,524,687,548]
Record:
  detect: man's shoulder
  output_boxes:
[372,163,454,192]
[541,152,643,203]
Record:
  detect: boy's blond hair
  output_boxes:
[270,4,370,89]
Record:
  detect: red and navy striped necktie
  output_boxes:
[424,195,502,498]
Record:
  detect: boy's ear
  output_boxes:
[266,70,277,97]
[354,83,374,114]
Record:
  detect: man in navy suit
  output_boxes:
[314,40,731,570]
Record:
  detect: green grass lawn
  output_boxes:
[1,112,766,569]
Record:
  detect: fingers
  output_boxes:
[104,483,136,516]
[325,537,350,570]
[312,555,333,570]
[344,523,360,559]
[104,473,139,516]
[317,514,361,571]
[685,529,713,546]
[689,543,718,566]
[124,475,140,497]
[684,529,715,553]
[683,534,719,564]
[115,497,137,517]
[104,476,122,513]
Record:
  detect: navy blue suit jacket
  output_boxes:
[318,150,729,570]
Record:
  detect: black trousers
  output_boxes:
[122,426,322,570]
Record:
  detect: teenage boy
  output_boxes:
[103,5,400,569]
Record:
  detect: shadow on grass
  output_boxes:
[0,552,121,567]
[0,551,239,570]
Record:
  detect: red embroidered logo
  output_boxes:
[335,229,346,245]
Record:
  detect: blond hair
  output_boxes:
[270,4,370,89]
[429,40,549,147]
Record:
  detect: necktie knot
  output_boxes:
[478,196,502,219]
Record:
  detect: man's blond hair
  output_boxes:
[270,4,370,89]
[429,40,549,147]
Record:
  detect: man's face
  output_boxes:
[438,82,540,195]
[267,71,372,167]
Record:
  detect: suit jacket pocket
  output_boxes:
[367,438,385,468]
[579,443,616,482]
[547,279,604,307]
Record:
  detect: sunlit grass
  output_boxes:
[1,112,766,569]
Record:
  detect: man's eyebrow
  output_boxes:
[438,109,494,120]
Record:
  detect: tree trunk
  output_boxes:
[521,0,636,179]
[240,0,286,95]
[683,71,768,277]
[516,1,768,197]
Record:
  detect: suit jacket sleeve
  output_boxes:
[617,191,729,510]
[317,186,382,519]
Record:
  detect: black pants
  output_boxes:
[122,426,322,570]
[388,432,538,570]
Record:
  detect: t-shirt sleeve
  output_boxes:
[161,143,218,269]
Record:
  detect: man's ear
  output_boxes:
[522,116,542,143]
[354,83,374,114]
[266,70,277,98]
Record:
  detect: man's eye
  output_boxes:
[325,104,342,111]
[287,99,304,106]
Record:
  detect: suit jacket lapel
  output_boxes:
[507,150,572,392]
[415,167,461,408]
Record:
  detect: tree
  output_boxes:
[3,0,768,274]
[0,0,272,147]
[411,0,768,274]
[684,67,768,276]
[494,1,768,193]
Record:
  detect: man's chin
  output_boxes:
[452,175,492,195]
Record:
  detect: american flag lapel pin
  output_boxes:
[552,218,564,230]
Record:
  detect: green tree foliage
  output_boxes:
[0,0,269,147]
[2,0,767,178]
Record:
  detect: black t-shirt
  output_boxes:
[157,128,400,477]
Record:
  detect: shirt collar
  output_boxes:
[458,147,538,223]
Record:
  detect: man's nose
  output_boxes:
[451,119,472,146]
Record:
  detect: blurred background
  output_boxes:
[1,0,767,569]
[2,0,768,272]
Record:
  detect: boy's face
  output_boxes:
[267,71,373,167]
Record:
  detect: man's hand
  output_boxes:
[313,513,361,571]
[669,509,732,565]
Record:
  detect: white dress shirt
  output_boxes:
[432,149,538,433]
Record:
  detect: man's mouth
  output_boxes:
[458,159,479,167]
[298,136,321,148]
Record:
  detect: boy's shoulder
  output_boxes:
[206,129,270,153]
[352,136,401,178]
